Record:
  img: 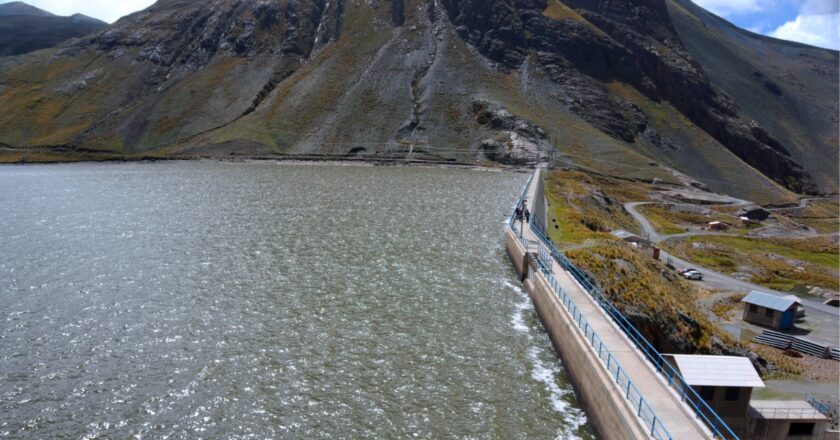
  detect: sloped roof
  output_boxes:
[611,230,637,240]
[741,290,799,312]
[670,355,765,388]
[782,294,803,304]
[610,230,652,245]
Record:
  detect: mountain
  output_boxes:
[0,2,107,56]
[0,0,836,203]
[0,1,52,16]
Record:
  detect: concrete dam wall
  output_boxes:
[504,169,718,440]
[505,229,650,440]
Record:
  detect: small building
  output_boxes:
[747,400,829,440]
[741,291,800,330]
[665,354,764,437]
[782,294,806,319]
[709,221,731,231]
[611,229,652,246]
[741,208,771,222]
[741,216,762,226]
[610,230,660,260]
[665,354,831,439]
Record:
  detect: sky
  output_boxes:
[1,0,838,50]
[694,0,839,49]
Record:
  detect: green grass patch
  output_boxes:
[566,243,727,352]
[783,199,840,234]
[667,236,839,291]
[637,204,688,234]
[544,169,649,246]
[711,293,745,319]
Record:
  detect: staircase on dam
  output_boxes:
[507,169,739,440]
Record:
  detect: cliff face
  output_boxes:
[441,0,821,194]
[0,0,836,201]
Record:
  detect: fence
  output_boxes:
[750,405,825,419]
[807,395,839,429]
[533,243,674,440]
[509,173,739,440]
[807,395,832,416]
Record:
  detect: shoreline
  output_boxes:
[0,152,538,173]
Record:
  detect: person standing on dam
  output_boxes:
[515,203,524,237]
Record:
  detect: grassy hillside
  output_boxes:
[666,236,840,292]
[0,0,833,205]
[542,169,813,377]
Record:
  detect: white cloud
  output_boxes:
[0,0,155,23]
[692,0,764,16]
[801,0,838,15]
[771,12,840,49]
[694,0,840,50]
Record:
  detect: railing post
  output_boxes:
[507,195,734,440]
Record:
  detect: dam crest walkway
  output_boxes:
[512,169,727,440]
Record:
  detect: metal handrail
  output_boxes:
[509,174,534,227]
[508,174,534,248]
[533,246,674,440]
[508,174,737,438]
[751,406,825,419]
[526,222,740,440]
[508,178,674,439]
[806,395,833,417]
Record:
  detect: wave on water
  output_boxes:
[504,280,589,438]
[505,281,531,333]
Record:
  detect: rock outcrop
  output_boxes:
[0,0,836,199]
[440,0,818,193]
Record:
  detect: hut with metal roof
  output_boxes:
[664,354,765,437]
[665,354,832,439]
[741,290,800,330]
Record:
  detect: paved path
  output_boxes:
[659,249,839,317]
[519,172,712,440]
[623,201,737,244]
[623,202,839,318]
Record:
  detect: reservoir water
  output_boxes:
[0,162,591,439]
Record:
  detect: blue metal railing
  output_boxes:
[509,174,533,226]
[526,218,739,440]
[533,243,673,440]
[807,395,833,417]
[508,177,673,439]
[509,174,533,248]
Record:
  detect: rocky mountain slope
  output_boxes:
[0,0,836,203]
[0,2,107,56]
[0,1,51,16]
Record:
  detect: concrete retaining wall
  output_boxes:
[531,172,548,232]
[505,229,648,440]
[505,229,529,281]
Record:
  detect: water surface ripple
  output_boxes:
[0,162,591,439]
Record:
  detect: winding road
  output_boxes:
[624,201,743,244]
[623,202,839,317]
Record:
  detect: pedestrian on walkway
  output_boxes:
[524,208,531,223]
[515,203,525,237]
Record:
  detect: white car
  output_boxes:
[682,270,703,281]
